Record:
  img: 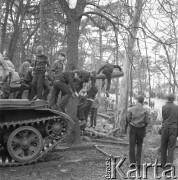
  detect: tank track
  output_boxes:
[0,115,72,167]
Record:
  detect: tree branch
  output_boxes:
[83,14,106,31]
[24,23,40,46]
[57,0,70,17]
[79,11,135,39]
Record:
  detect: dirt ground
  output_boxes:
[0,141,128,180]
[2,133,176,180]
[1,98,178,180]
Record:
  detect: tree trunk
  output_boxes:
[66,18,80,70]
[98,28,103,97]
[130,65,133,104]
[144,33,151,105]
[0,0,9,53]
[65,17,81,145]
[116,0,144,133]
[7,0,31,61]
[40,0,44,46]
[115,30,119,105]
[58,0,86,144]
[19,27,26,63]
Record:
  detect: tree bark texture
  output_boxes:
[66,18,80,70]
[58,0,86,144]
[116,0,144,133]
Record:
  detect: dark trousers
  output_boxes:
[129,125,145,165]
[78,100,93,122]
[31,71,45,99]
[76,82,84,93]
[161,127,177,168]
[125,119,129,134]
[15,82,31,99]
[1,82,10,99]
[90,107,98,127]
[49,80,72,111]
[102,70,112,91]
[42,79,50,101]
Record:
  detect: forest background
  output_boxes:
[0,0,178,136]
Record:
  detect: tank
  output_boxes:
[0,99,74,167]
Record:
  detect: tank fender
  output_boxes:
[36,108,75,126]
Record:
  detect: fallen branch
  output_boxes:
[85,127,123,141]
[53,144,95,152]
[97,113,110,119]
[107,128,120,136]
[91,139,128,146]
[95,145,111,156]
[95,145,122,159]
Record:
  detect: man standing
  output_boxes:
[161,94,178,169]
[127,95,150,171]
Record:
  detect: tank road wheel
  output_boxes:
[7,126,43,163]
[45,117,68,139]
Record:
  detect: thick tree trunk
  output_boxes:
[116,0,144,133]
[66,19,80,70]
[58,0,86,144]
[65,18,81,144]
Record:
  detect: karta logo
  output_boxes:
[105,156,177,179]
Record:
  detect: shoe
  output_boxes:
[61,108,66,113]
[32,97,37,101]
[105,91,109,97]
[58,108,63,112]
[102,81,105,88]
[79,120,87,127]
[58,107,66,113]
[36,99,41,101]
[80,130,84,136]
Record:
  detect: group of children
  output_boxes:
[0,47,123,130]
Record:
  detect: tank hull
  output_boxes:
[0,99,74,167]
